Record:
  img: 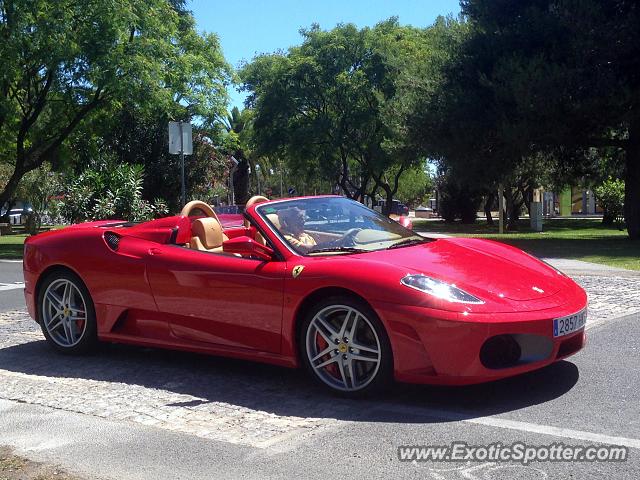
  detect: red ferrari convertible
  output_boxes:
[23,195,587,395]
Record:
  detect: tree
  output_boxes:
[421,1,640,238]
[75,106,230,213]
[595,178,625,226]
[436,170,484,223]
[221,107,253,205]
[13,164,60,234]
[240,20,435,214]
[394,165,433,208]
[0,0,230,211]
[407,14,545,228]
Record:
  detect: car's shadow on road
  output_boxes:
[0,337,580,424]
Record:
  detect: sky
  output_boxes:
[189,0,461,110]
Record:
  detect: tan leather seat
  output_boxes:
[267,213,280,229]
[255,213,281,245]
[189,217,228,253]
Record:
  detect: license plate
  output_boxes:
[553,309,587,337]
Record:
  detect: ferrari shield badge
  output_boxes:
[292,265,305,278]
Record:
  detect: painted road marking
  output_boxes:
[422,461,549,480]
[586,310,639,332]
[0,283,25,291]
[468,415,640,449]
[374,403,640,450]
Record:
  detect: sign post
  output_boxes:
[168,121,193,206]
[530,188,543,232]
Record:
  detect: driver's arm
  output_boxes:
[284,232,317,252]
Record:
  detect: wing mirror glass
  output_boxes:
[223,236,274,261]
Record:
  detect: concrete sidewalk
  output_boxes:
[542,257,640,277]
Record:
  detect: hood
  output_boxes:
[359,238,567,303]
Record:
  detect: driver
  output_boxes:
[278,207,317,251]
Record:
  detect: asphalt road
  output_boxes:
[0,261,25,311]
[0,263,639,479]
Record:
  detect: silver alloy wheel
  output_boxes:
[306,304,382,392]
[42,278,88,348]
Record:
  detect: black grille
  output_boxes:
[479,335,522,369]
[104,232,120,251]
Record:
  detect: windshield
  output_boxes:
[256,196,426,255]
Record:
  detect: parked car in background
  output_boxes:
[8,207,33,225]
[415,206,436,218]
[374,199,409,216]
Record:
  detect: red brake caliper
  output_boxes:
[316,332,340,379]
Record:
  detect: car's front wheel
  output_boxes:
[300,296,393,396]
[37,270,97,354]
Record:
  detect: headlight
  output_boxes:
[401,274,484,304]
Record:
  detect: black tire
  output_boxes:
[37,270,98,355]
[299,295,393,397]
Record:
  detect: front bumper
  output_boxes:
[373,293,588,386]
[23,268,38,321]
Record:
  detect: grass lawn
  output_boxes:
[412,218,640,271]
[0,234,27,260]
[0,225,65,260]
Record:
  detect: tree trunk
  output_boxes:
[521,184,533,216]
[233,157,250,206]
[0,167,25,212]
[625,117,640,240]
[484,193,495,225]
[602,212,615,226]
[382,185,394,216]
[368,183,379,207]
[504,187,522,230]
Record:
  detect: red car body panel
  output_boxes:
[23,196,587,385]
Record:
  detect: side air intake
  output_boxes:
[104,232,121,251]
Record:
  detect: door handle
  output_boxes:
[148,248,163,255]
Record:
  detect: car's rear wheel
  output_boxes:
[37,271,97,354]
[300,296,393,396]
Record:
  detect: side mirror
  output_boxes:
[223,236,274,261]
[398,215,413,230]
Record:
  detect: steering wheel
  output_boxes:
[341,228,362,246]
[244,195,270,227]
[180,200,220,221]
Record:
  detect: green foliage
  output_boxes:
[14,164,61,234]
[595,178,625,226]
[411,0,640,237]
[0,0,230,209]
[220,107,255,205]
[240,19,442,213]
[60,158,167,223]
[394,166,433,207]
[75,108,231,212]
[437,174,483,224]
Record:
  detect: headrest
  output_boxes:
[266,213,281,230]
[191,218,224,249]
